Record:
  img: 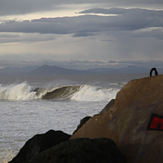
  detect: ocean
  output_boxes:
[0,73,146,163]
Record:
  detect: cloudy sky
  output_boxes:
[0,0,163,69]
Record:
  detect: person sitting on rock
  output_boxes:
[150,68,158,77]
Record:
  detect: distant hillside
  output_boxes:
[88,66,149,74]
[30,65,163,75]
[0,65,162,76]
[89,66,163,74]
[29,65,90,75]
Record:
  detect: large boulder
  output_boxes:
[9,130,70,163]
[71,75,163,163]
[29,138,126,163]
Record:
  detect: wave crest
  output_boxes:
[71,85,119,102]
[0,82,120,101]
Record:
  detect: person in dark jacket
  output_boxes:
[150,67,158,77]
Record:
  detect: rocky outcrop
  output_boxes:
[9,131,126,163]
[29,138,126,163]
[72,75,163,163]
[73,116,91,134]
[9,130,70,163]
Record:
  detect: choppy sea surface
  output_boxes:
[0,74,146,163]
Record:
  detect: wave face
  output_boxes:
[0,82,120,101]
[41,86,81,100]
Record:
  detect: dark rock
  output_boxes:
[73,116,91,134]
[9,130,70,163]
[29,138,127,163]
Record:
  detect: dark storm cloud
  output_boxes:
[0,8,162,40]
[81,8,163,30]
[0,1,162,69]
[0,15,107,35]
[0,0,57,16]
[0,0,163,16]
[80,8,128,15]
[0,0,102,16]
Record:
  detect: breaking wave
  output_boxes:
[0,82,120,102]
[0,82,36,100]
[71,85,119,102]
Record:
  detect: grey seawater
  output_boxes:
[0,100,108,162]
[0,73,147,163]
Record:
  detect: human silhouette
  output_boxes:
[150,68,158,77]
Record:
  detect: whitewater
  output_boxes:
[0,82,119,101]
[0,74,145,163]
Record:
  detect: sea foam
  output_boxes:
[71,85,119,102]
[0,82,36,100]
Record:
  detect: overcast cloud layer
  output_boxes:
[0,0,163,16]
[0,0,163,69]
